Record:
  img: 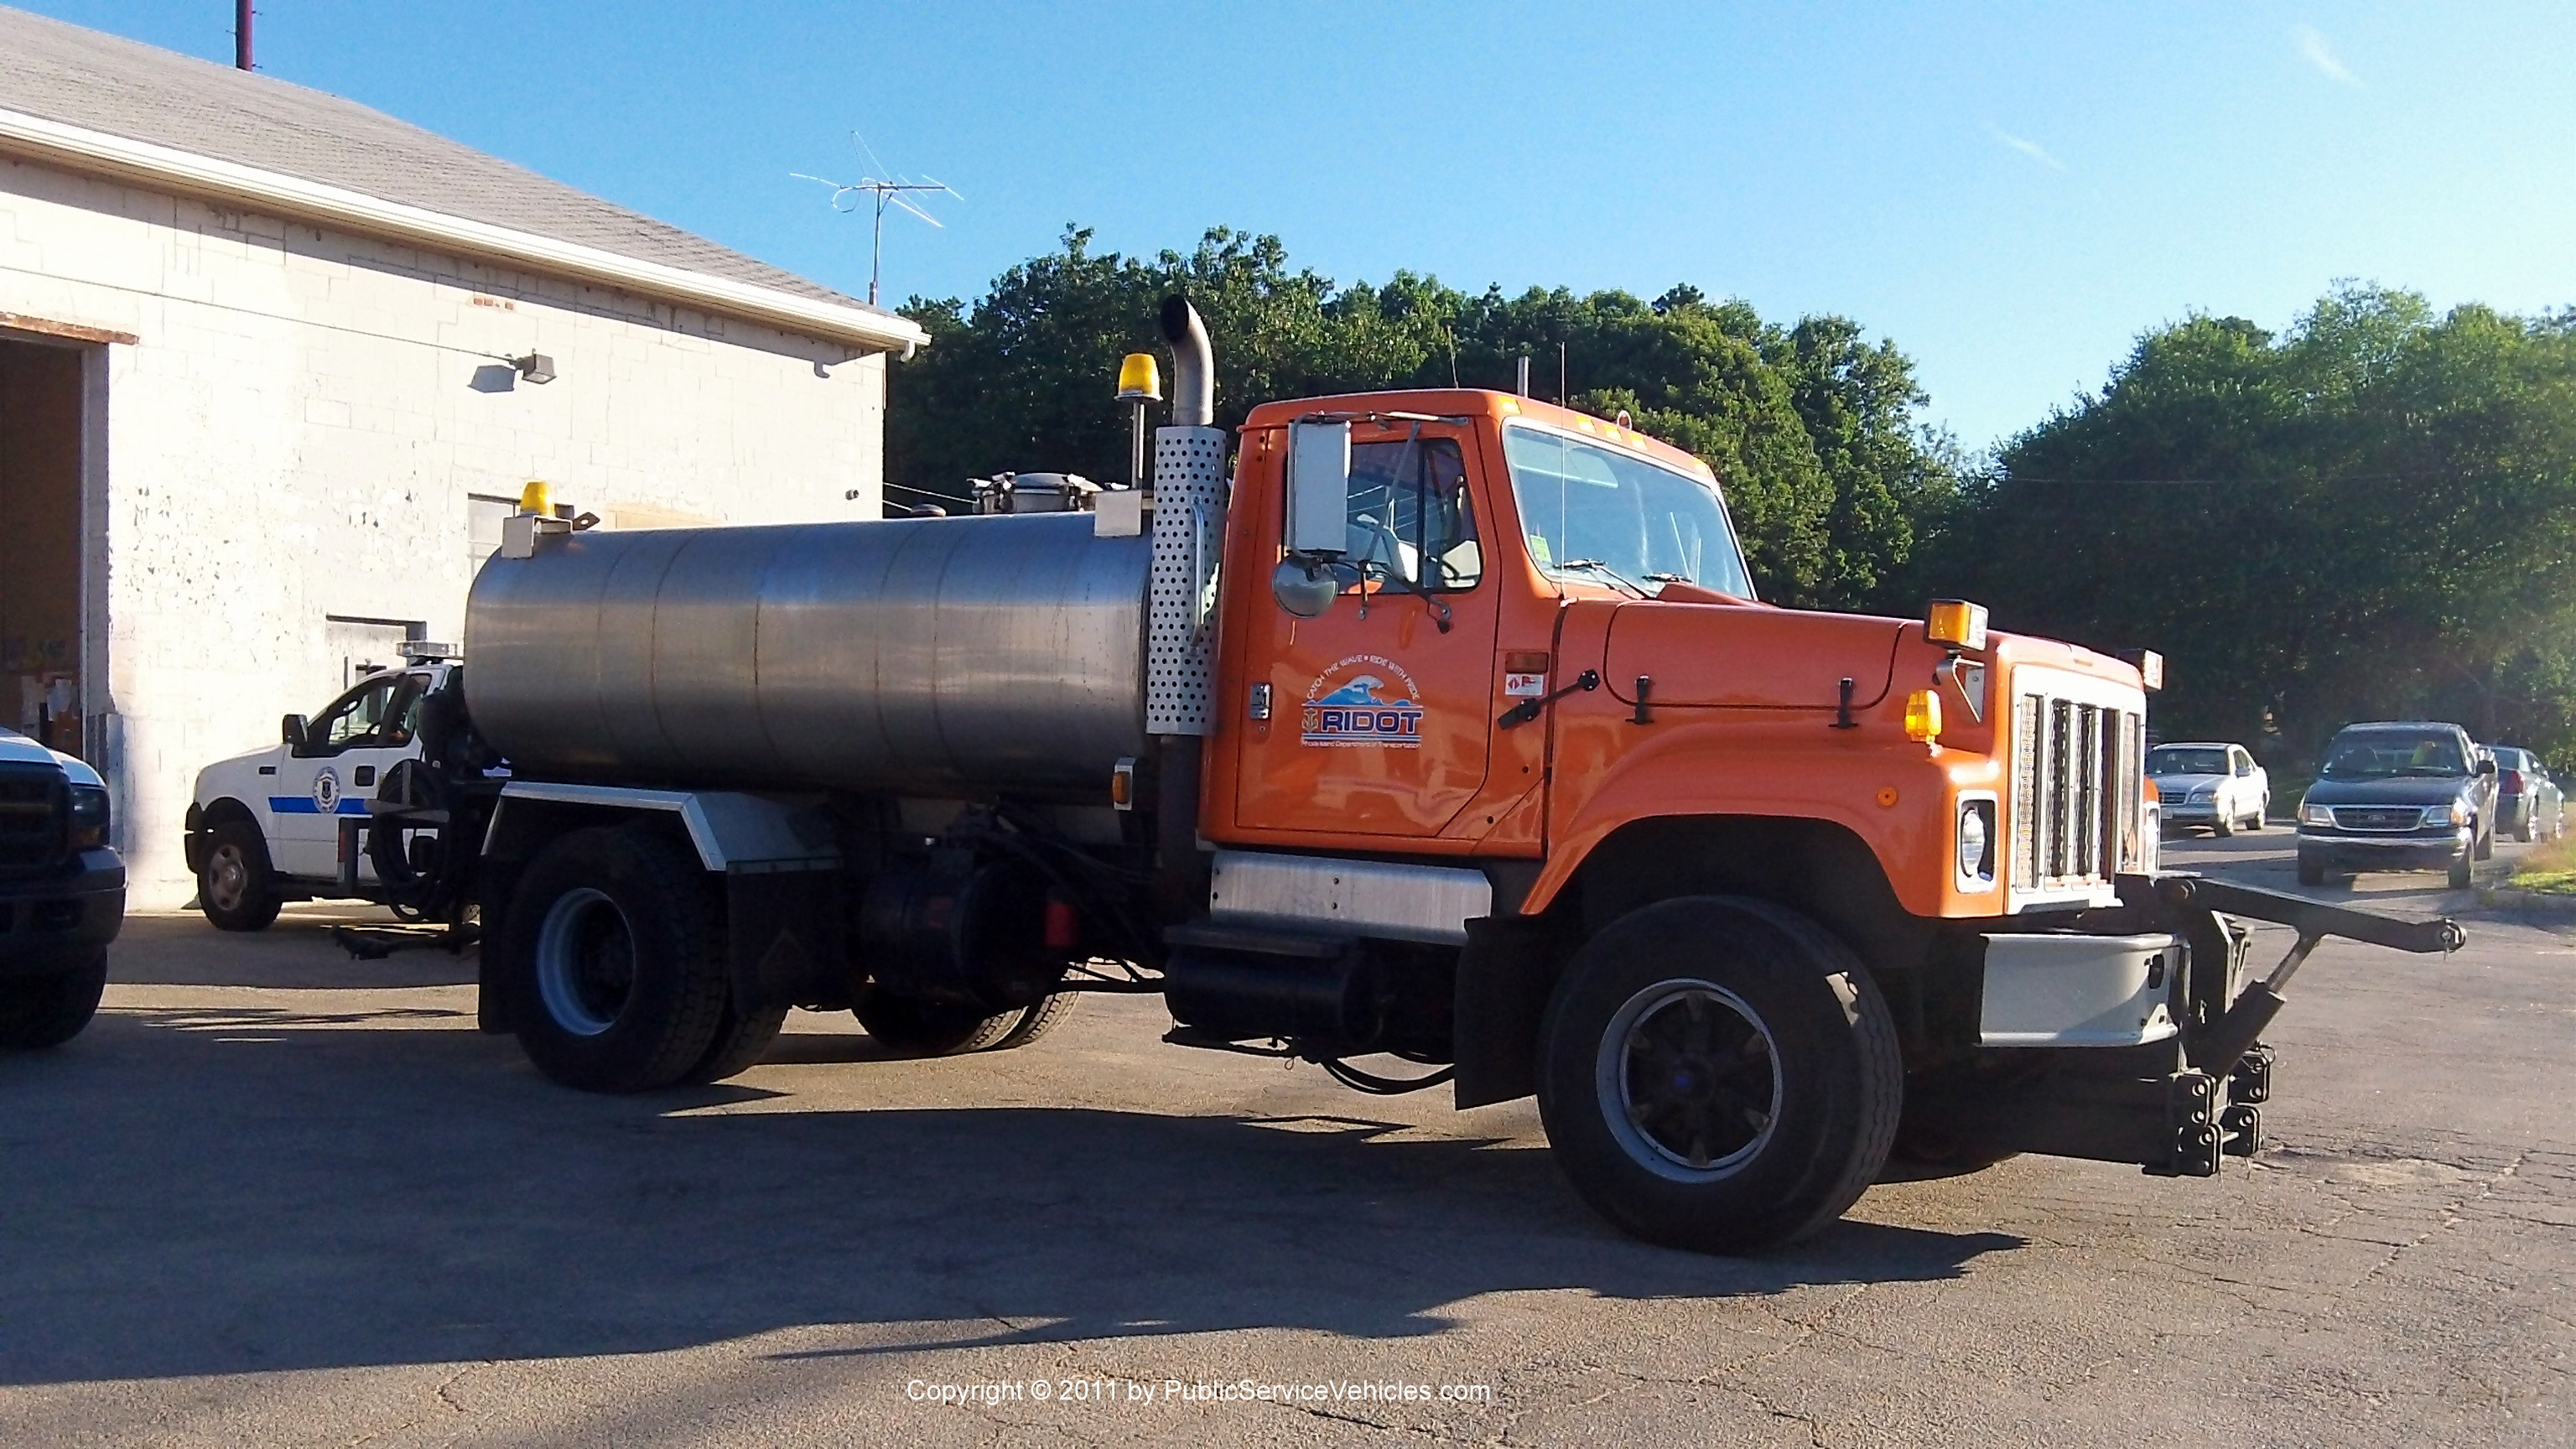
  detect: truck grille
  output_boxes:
[2011,693,2144,894]
[0,764,67,878]
[2332,805,2429,832]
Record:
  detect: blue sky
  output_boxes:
[21,2,2573,449]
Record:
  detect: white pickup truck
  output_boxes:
[184,661,454,929]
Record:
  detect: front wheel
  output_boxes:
[197,821,282,932]
[0,949,108,1049]
[1536,896,1901,1255]
[2297,852,2327,888]
[2212,810,2235,838]
[2448,851,2475,890]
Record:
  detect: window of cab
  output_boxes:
[1327,433,1483,594]
[1500,422,1752,599]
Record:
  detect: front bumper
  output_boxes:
[0,849,127,975]
[2297,828,2468,870]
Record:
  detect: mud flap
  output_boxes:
[1452,914,1562,1109]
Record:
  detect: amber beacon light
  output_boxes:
[1903,688,1943,745]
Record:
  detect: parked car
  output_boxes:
[0,724,124,1049]
[2147,741,2269,836]
[185,659,453,930]
[2490,746,2564,842]
[2296,720,2496,889]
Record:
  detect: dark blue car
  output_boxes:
[2296,721,2496,890]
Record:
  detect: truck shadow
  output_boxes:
[0,1009,2023,1387]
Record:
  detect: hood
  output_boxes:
[2303,775,2480,808]
[2152,772,2228,795]
[0,725,100,787]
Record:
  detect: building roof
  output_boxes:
[0,5,922,351]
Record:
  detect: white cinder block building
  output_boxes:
[0,9,924,903]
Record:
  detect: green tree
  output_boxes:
[1914,285,2576,769]
[888,226,1958,609]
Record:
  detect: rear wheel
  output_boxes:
[197,820,282,932]
[504,827,732,1093]
[1536,896,1901,1255]
[853,985,1020,1057]
[2515,807,2536,844]
[683,1002,790,1084]
[0,949,108,1049]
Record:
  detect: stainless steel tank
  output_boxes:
[464,513,1152,798]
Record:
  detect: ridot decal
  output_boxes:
[312,767,340,815]
[1301,655,1425,748]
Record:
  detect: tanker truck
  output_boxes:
[343,298,2461,1254]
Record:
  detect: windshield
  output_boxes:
[2319,730,2468,780]
[1501,424,1753,598]
[2148,746,2229,776]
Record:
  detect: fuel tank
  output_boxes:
[464,513,1151,799]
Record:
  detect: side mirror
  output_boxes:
[2477,757,2496,776]
[282,714,309,752]
[1284,419,1352,559]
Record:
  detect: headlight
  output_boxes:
[2299,800,2334,827]
[2188,785,2215,801]
[68,785,110,849]
[1957,799,1997,884]
[2441,799,2470,826]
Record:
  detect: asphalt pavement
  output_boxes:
[3,833,2569,1447]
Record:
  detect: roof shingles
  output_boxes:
[0,4,885,316]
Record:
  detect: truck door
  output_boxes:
[1231,423,1503,839]
[268,671,424,879]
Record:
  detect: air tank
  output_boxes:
[463,512,1152,799]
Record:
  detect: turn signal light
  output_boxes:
[1904,688,1942,745]
[1927,600,1989,650]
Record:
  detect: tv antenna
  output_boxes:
[795,135,958,306]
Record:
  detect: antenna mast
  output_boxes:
[795,137,957,307]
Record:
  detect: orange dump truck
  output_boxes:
[348,298,2459,1254]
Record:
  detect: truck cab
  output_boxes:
[185,660,455,929]
[0,724,122,1048]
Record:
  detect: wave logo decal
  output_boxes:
[1301,655,1425,748]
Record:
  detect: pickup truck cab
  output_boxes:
[185,662,452,929]
[0,725,122,1047]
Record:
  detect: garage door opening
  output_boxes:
[0,337,86,756]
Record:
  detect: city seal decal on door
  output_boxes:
[1301,656,1424,748]
[311,767,341,815]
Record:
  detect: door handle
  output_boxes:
[354,766,377,787]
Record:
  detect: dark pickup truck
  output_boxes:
[0,725,122,1048]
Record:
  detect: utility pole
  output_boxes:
[234,0,253,70]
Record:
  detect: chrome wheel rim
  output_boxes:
[1597,979,1784,1182]
[205,844,250,912]
[535,887,634,1037]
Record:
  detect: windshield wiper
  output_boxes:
[1558,558,1650,598]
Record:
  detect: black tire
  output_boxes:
[1535,896,1902,1255]
[2212,812,2234,838]
[2448,851,2474,891]
[2514,808,2535,844]
[989,991,1079,1051]
[0,949,108,1049]
[503,827,732,1093]
[2296,852,2326,888]
[852,984,1021,1057]
[683,1001,790,1084]
[197,819,283,932]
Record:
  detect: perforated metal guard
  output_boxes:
[1147,425,1228,735]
